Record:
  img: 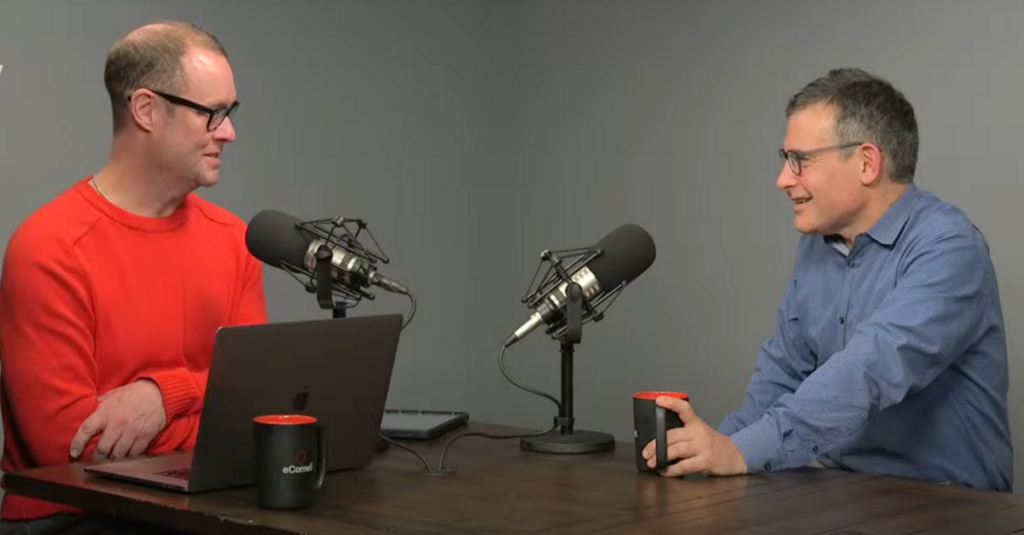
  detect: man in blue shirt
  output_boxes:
[641,68,1012,491]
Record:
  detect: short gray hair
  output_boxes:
[786,68,919,184]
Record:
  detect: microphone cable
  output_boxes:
[498,343,561,412]
[379,422,559,475]
[429,342,561,473]
[401,290,417,331]
[433,422,557,474]
[377,433,434,472]
[382,342,564,475]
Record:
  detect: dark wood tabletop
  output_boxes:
[3,422,1023,535]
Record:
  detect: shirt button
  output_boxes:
[839,317,845,324]
[764,463,771,471]
[812,446,819,453]
[848,261,855,268]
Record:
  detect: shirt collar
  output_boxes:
[865,184,920,246]
[824,184,920,248]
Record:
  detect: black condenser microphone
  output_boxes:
[245,209,409,295]
[503,224,656,348]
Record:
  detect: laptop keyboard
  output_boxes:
[156,468,191,480]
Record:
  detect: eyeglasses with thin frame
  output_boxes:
[779,142,863,176]
[144,90,240,131]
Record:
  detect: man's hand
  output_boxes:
[70,379,167,461]
[642,396,748,477]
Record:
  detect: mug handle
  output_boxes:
[314,425,326,491]
[655,405,668,469]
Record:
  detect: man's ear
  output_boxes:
[129,89,159,133]
[858,142,884,186]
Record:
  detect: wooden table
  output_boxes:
[4,422,1024,534]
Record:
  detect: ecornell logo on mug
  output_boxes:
[282,449,314,474]
[281,464,314,474]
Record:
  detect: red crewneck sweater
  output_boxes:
[0,177,268,520]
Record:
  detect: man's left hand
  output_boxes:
[641,396,748,477]
[70,379,167,461]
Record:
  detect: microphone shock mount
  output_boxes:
[278,216,391,318]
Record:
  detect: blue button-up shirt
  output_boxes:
[719,185,1012,492]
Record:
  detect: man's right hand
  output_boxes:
[69,379,168,461]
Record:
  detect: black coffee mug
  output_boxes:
[633,391,689,473]
[253,414,326,509]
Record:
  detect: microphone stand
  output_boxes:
[519,265,616,455]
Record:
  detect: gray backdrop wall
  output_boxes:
[2,0,1023,492]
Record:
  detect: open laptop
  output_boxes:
[84,313,403,493]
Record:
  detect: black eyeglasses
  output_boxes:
[779,142,863,176]
[147,90,239,131]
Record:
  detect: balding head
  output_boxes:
[104,21,228,132]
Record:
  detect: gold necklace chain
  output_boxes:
[93,175,111,202]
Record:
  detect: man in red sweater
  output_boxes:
[0,20,268,533]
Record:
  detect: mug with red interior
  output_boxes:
[252,414,326,509]
[632,391,689,473]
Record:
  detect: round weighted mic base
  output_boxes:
[520,429,616,454]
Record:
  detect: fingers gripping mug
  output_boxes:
[632,391,688,473]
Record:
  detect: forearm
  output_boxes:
[11,395,103,465]
[147,414,201,453]
[718,356,803,435]
[727,380,862,473]
[730,315,984,474]
[135,368,208,421]
[720,395,783,437]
